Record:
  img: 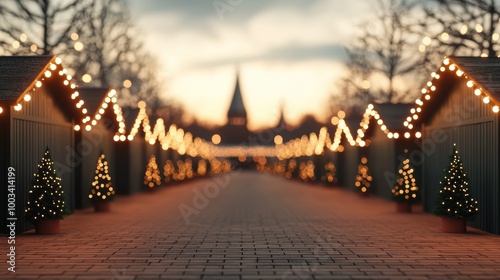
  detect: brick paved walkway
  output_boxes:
[2,171,500,279]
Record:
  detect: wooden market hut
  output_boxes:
[74,87,125,209]
[0,56,85,233]
[406,56,500,234]
[364,102,422,200]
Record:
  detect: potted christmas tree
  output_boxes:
[355,157,372,196]
[144,155,161,191]
[392,150,419,213]
[321,161,337,185]
[434,144,479,233]
[25,148,68,234]
[89,153,115,212]
[163,159,175,184]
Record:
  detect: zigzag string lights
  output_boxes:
[357,104,422,141]
[276,127,332,160]
[126,101,429,161]
[125,102,213,158]
[127,101,149,141]
[78,88,127,139]
[404,57,500,132]
[3,56,90,129]
[330,112,356,152]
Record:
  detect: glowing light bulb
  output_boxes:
[82,74,92,83]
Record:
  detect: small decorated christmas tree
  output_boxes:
[197,159,207,176]
[392,150,419,212]
[89,153,115,210]
[25,148,67,233]
[144,155,161,190]
[321,162,337,184]
[355,157,372,195]
[434,144,478,221]
[163,160,175,183]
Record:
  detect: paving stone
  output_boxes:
[1,172,500,279]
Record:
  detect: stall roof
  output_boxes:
[0,56,53,102]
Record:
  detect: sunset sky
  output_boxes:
[126,0,373,130]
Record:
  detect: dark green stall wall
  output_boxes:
[423,81,500,235]
[337,143,359,192]
[7,86,75,234]
[115,138,145,195]
[0,105,10,235]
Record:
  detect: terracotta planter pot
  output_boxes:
[35,219,60,235]
[358,191,369,197]
[441,217,466,233]
[147,187,157,193]
[396,202,412,213]
[94,201,111,212]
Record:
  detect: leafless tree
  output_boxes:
[0,0,90,55]
[349,0,427,103]
[69,0,163,107]
[329,48,374,115]
[419,0,500,59]
[0,0,164,107]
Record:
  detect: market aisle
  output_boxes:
[4,171,500,279]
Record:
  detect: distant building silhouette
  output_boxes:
[218,71,251,145]
[177,69,329,147]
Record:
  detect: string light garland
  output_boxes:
[433,144,479,220]
[88,153,115,202]
[5,56,90,129]
[126,100,423,161]
[405,57,500,133]
[356,104,419,142]
[125,102,214,159]
[81,89,127,141]
[25,148,67,223]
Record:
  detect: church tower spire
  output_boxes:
[277,100,288,130]
[227,69,247,126]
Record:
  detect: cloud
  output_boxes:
[196,43,347,68]
[125,0,374,127]
[126,0,326,23]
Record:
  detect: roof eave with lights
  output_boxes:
[404,56,500,132]
[0,56,89,126]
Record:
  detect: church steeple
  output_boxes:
[277,100,288,130]
[227,69,247,126]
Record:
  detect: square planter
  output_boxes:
[35,219,60,235]
[441,217,466,233]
